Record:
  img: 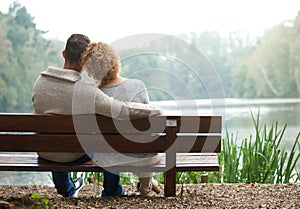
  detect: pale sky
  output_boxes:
[0,0,299,43]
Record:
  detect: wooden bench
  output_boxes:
[0,113,222,197]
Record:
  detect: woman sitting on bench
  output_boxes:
[81,42,161,196]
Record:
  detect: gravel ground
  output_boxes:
[0,183,299,209]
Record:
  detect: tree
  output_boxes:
[0,2,64,112]
[291,12,300,96]
[231,11,300,98]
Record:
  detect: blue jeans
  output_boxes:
[101,172,123,197]
[44,154,123,197]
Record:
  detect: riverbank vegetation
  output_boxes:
[220,111,299,184]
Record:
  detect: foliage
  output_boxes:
[220,110,300,183]
[118,38,210,101]
[0,3,299,113]
[114,12,300,100]
[0,2,63,112]
[31,193,49,209]
[231,12,300,98]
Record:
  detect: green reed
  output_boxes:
[220,110,300,183]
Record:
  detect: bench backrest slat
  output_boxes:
[0,134,167,152]
[0,114,221,134]
[0,134,220,153]
[0,114,164,133]
[176,116,222,133]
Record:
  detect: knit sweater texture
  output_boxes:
[92,78,158,167]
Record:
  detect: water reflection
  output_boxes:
[0,171,53,186]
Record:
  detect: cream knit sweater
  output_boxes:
[32,66,161,163]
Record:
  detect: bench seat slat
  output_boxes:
[0,154,219,172]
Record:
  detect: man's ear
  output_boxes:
[62,50,66,58]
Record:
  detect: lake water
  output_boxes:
[0,98,299,185]
[154,98,300,141]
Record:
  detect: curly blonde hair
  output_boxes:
[81,42,120,86]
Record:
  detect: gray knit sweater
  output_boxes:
[32,66,161,163]
[92,78,158,167]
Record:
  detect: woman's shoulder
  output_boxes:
[124,78,146,87]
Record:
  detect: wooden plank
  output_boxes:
[0,134,222,153]
[166,116,222,133]
[0,114,167,133]
[0,163,219,172]
[0,114,221,134]
[0,154,219,172]
[0,114,75,133]
[174,135,221,153]
[0,134,167,152]
[0,154,219,164]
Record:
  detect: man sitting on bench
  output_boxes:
[32,34,161,198]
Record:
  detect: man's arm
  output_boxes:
[94,88,161,119]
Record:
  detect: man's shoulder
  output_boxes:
[46,67,81,82]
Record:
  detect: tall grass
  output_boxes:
[220,110,300,183]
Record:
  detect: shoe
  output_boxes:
[137,177,151,196]
[137,177,160,196]
[151,178,161,194]
[72,177,84,198]
[98,188,127,198]
[120,188,128,196]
